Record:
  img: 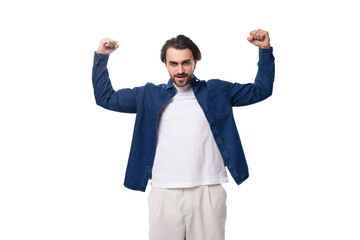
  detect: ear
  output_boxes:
[194,60,198,69]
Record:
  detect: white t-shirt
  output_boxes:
[151,83,228,188]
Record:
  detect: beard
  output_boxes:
[171,73,193,87]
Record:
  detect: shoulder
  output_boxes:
[133,82,167,92]
[199,79,232,93]
[131,82,167,97]
[144,82,167,89]
[207,79,232,87]
[198,79,233,98]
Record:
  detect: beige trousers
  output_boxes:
[148,184,227,240]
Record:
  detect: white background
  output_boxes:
[1,0,359,239]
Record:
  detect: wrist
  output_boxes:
[259,44,271,49]
[96,51,109,55]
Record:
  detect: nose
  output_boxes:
[177,64,184,74]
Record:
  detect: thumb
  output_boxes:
[247,35,254,42]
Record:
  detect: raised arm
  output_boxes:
[92,38,137,113]
[230,29,275,106]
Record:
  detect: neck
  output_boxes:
[174,83,191,93]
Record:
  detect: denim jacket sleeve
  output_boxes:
[229,47,275,106]
[92,52,137,113]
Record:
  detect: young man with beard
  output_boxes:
[92,29,275,240]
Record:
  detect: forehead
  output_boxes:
[166,47,194,62]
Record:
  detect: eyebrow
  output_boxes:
[169,59,192,64]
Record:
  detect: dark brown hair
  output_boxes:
[160,35,202,63]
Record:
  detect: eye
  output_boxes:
[183,60,191,66]
[169,62,178,67]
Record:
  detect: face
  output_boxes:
[165,47,197,87]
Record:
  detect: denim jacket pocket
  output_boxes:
[208,87,232,120]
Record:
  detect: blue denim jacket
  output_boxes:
[92,48,275,192]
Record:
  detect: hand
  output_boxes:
[97,38,119,55]
[247,29,271,48]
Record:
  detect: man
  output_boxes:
[92,29,275,240]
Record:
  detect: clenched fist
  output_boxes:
[97,38,119,55]
[247,29,271,49]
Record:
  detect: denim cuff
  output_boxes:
[94,51,109,66]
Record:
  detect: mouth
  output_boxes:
[175,74,188,80]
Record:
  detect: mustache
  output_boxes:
[175,73,189,77]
